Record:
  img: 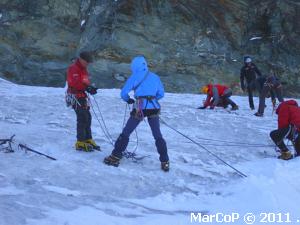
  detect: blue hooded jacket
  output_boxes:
[121,56,164,109]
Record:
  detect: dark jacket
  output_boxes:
[264,75,281,89]
[240,63,262,89]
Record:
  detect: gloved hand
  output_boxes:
[86,86,97,95]
[272,99,276,107]
[127,98,135,104]
[209,106,215,110]
[197,106,206,109]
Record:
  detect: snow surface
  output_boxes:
[0,78,299,225]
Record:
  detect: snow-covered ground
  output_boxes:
[0,78,299,225]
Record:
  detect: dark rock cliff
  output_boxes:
[0,0,299,95]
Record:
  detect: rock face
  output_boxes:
[0,0,299,95]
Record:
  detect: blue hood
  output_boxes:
[131,56,148,75]
[121,55,165,108]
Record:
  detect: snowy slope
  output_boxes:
[0,78,299,225]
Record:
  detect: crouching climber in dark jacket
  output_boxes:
[103,56,170,172]
[270,100,300,160]
[198,84,238,110]
[254,74,284,117]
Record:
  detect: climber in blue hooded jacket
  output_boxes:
[104,56,170,172]
[120,56,164,109]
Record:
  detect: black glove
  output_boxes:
[272,99,276,107]
[86,86,97,95]
[127,98,135,104]
[197,106,206,109]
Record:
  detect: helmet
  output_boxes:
[79,51,93,63]
[201,85,209,94]
[244,56,252,63]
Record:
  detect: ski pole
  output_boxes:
[18,144,57,161]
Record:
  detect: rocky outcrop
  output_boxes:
[0,0,299,95]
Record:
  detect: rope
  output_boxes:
[92,96,115,144]
[90,95,144,161]
[89,96,114,146]
[189,136,272,146]
[121,104,143,161]
[200,143,277,148]
[160,118,247,178]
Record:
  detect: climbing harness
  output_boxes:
[89,95,147,161]
[122,103,149,161]
[65,90,81,108]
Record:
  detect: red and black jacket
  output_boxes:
[67,59,90,98]
[203,84,229,107]
[276,100,300,130]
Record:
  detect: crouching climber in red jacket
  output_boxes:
[198,84,238,110]
[270,100,300,160]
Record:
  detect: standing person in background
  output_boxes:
[66,51,100,152]
[198,84,238,110]
[240,56,262,110]
[254,74,284,117]
[103,56,170,172]
[270,100,300,160]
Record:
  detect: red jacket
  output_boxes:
[276,100,300,129]
[67,59,90,98]
[204,84,229,107]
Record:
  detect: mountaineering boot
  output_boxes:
[85,139,101,151]
[75,141,93,152]
[155,138,169,162]
[278,151,293,160]
[254,112,264,117]
[104,154,121,167]
[231,105,239,111]
[222,102,229,109]
[112,134,130,159]
[161,161,170,172]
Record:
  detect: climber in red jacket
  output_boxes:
[198,84,238,110]
[270,100,300,160]
[67,51,100,152]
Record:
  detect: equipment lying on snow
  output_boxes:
[0,135,15,153]
[18,144,57,161]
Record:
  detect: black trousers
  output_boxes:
[246,80,257,109]
[270,125,300,154]
[74,98,92,141]
[220,90,237,108]
[257,85,284,114]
